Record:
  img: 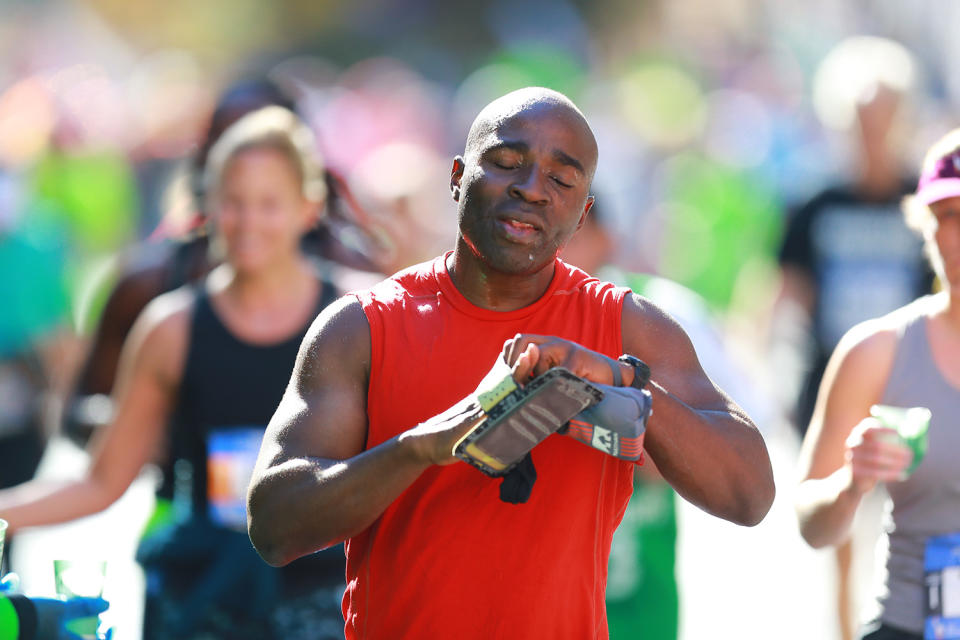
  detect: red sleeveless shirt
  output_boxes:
[346,254,635,639]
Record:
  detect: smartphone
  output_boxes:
[454,367,604,477]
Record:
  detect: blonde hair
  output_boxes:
[203,106,327,205]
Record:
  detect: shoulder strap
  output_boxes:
[882,299,931,400]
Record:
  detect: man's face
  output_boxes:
[451,103,596,275]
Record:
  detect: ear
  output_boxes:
[450,156,465,202]
[575,195,595,231]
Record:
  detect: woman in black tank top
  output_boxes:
[0,106,346,639]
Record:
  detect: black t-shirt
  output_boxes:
[778,182,932,429]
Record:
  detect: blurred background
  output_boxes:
[2,0,959,638]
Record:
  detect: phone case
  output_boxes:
[454,367,604,477]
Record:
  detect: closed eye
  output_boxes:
[551,175,573,188]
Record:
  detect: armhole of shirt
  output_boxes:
[168,285,202,439]
[351,291,382,435]
[613,285,630,356]
[879,300,928,402]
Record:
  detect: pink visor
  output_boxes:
[916,148,960,205]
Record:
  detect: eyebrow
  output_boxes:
[486,140,586,176]
[552,149,585,176]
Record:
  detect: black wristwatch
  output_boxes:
[618,354,651,390]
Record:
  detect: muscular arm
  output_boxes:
[794,321,909,548]
[623,294,774,526]
[503,293,773,526]
[247,297,488,567]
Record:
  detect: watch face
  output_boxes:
[618,355,650,389]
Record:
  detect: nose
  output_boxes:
[508,165,549,205]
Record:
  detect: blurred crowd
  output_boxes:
[2,0,960,639]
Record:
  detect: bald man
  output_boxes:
[247,88,774,639]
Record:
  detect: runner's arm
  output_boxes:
[0,293,183,533]
[620,294,774,526]
[248,297,514,566]
[504,292,774,526]
[794,321,910,548]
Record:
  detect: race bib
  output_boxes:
[207,427,265,530]
[925,533,960,639]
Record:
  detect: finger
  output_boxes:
[858,441,914,468]
[850,448,911,471]
[514,334,549,345]
[502,336,519,366]
[860,426,901,444]
[505,334,549,366]
[849,450,913,483]
[850,459,899,479]
[531,347,556,377]
[511,343,540,383]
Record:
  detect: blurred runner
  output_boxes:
[0,106,345,639]
[776,37,933,640]
[796,127,960,640]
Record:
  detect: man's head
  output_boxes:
[450,87,598,275]
[812,37,915,161]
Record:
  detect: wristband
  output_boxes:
[565,383,652,462]
[473,357,519,412]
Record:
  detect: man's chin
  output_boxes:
[479,247,556,276]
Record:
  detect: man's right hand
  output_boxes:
[399,398,486,466]
[399,340,543,466]
[844,416,913,495]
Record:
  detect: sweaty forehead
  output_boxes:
[465,97,598,176]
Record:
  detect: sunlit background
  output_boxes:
[3,1,959,638]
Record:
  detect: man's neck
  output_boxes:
[446,244,557,312]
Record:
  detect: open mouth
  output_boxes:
[496,216,541,243]
[505,218,537,232]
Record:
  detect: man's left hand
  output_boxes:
[503,334,619,385]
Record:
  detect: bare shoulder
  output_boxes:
[817,298,934,410]
[267,295,371,461]
[291,295,371,395]
[620,291,693,360]
[125,287,195,385]
[829,300,921,380]
[619,291,731,408]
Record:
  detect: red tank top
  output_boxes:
[347,253,635,639]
